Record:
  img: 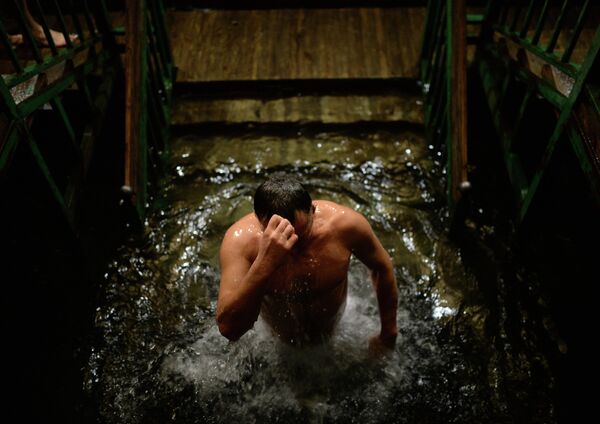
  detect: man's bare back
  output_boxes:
[217,177,398,354]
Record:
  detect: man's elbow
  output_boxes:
[216,312,247,342]
[218,324,243,342]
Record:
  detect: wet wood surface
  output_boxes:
[167,8,426,82]
[171,93,423,125]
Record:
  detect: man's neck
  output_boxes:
[294,217,315,252]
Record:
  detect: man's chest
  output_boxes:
[267,242,351,297]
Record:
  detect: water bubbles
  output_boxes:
[359,159,384,177]
[432,306,457,319]
[89,128,522,424]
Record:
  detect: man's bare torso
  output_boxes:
[231,200,352,344]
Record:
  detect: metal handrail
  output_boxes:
[477,0,600,221]
[1,0,175,229]
[123,0,175,222]
[0,0,117,230]
[420,0,469,218]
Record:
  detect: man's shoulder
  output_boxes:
[314,200,368,233]
[221,213,260,254]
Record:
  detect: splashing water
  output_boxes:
[87,127,550,423]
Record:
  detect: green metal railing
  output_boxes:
[421,0,600,224]
[123,0,175,222]
[0,0,118,231]
[477,0,600,222]
[1,0,175,230]
[420,0,470,218]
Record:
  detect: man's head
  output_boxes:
[254,176,314,236]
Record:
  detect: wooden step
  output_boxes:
[170,78,424,125]
[167,7,426,83]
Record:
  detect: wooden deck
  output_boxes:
[167,8,426,82]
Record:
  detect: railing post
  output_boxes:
[447,0,469,210]
[124,0,148,220]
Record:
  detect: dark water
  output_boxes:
[88,126,555,423]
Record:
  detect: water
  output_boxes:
[87,126,554,423]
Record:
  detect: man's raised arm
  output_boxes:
[216,215,298,341]
[340,209,398,352]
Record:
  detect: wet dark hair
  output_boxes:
[254,176,312,225]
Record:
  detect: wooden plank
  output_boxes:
[167,8,425,82]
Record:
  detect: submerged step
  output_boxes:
[171,93,423,125]
[171,78,424,125]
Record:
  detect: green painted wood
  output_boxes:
[0,77,20,120]
[421,0,468,214]
[423,6,446,87]
[32,0,59,55]
[1,0,173,229]
[50,97,80,154]
[506,151,529,202]
[148,0,174,80]
[0,0,135,234]
[467,14,483,24]
[52,0,75,49]
[545,0,570,54]
[156,0,174,68]
[496,68,512,113]
[477,58,530,203]
[0,122,20,174]
[519,26,600,222]
[82,0,98,38]
[484,44,567,109]
[587,84,600,117]
[3,38,100,89]
[419,0,439,82]
[495,26,578,78]
[508,2,522,32]
[531,0,549,46]
[16,50,111,117]
[519,0,536,39]
[146,15,168,100]
[67,0,86,42]
[561,0,590,63]
[11,0,43,63]
[509,86,535,151]
[426,43,446,127]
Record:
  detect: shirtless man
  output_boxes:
[216,176,398,353]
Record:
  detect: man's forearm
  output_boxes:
[217,256,272,340]
[372,267,398,340]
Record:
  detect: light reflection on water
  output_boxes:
[89,128,524,423]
